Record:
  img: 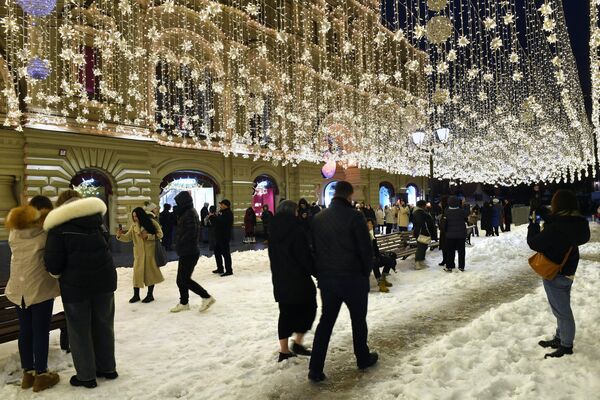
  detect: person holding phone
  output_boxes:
[116,207,164,304]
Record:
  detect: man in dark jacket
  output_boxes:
[44,192,117,388]
[308,181,377,383]
[443,196,469,272]
[261,205,274,243]
[200,202,209,243]
[213,199,234,276]
[171,191,215,313]
[503,199,513,232]
[159,203,175,250]
[412,200,437,270]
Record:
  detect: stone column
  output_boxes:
[0,175,18,240]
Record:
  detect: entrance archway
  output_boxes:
[407,183,420,206]
[252,175,279,216]
[324,181,338,207]
[160,170,220,215]
[71,169,114,229]
[379,182,395,208]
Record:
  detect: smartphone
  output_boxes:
[536,214,542,223]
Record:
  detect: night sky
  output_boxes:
[381,1,592,121]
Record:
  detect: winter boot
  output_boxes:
[170,303,190,313]
[278,352,297,362]
[378,279,390,293]
[69,375,97,389]
[291,341,311,356]
[142,285,154,303]
[538,337,561,349]
[358,352,379,370]
[443,267,453,273]
[32,371,59,392]
[212,269,224,274]
[96,371,119,380]
[198,296,216,312]
[129,288,140,303]
[414,261,426,270]
[21,370,35,389]
[381,275,393,287]
[308,370,327,382]
[544,345,573,359]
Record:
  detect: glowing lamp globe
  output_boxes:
[27,57,51,80]
[436,128,450,142]
[412,131,426,146]
[15,0,57,17]
[321,160,337,179]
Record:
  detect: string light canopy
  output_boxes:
[0,0,593,185]
[591,0,600,165]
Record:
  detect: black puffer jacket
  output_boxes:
[445,207,468,240]
[311,197,373,278]
[43,198,116,303]
[412,207,437,240]
[527,215,590,276]
[174,191,200,256]
[215,208,233,245]
[268,213,316,304]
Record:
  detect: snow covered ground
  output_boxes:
[0,224,598,399]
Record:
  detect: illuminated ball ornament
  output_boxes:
[321,160,337,179]
[26,57,51,80]
[15,0,57,17]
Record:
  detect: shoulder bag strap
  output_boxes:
[558,246,574,270]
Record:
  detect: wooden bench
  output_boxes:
[0,280,69,352]
[377,232,439,260]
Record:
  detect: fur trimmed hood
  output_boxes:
[5,206,50,230]
[44,197,107,231]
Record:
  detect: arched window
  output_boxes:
[252,175,279,216]
[71,169,113,228]
[324,181,338,207]
[407,184,419,206]
[379,182,395,208]
[160,171,219,214]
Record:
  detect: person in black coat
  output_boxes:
[268,200,317,362]
[308,181,377,383]
[480,202,493,236]
[366,220,395,293]
[442,196,469,272]
[159,203,175,250]
[261,205,274,243]
[212,199,234,276]
[171,191,215,313]
[412,200,437,270]
[527,190,590,358]
[503,199,513,232]
[43,190,117,388]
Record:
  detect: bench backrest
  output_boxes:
[0,280,19,325]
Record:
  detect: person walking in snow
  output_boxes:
[170,191,215,313]
[309,181,378,382]
[212,199,234,277]
[412,200,437,270]
[117,207,164,303]
[243,207,256,244]
[442,196,469,272]
[6,196,61,392]
[268,200,317,363]
[44,190,117,389]
[528,190,590,358]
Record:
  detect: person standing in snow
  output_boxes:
[6,196,61,392]
[243,207,256,244]
[503,199,513,232]
[528,190,590,358]
[480,201,493,236]
[442,196,468,272]
[384,205,395,234]
[200,202,209,243]
[268,200,317,362]
[43,190,117,388]
[117,207,164,303]
[309,181,377,382]
[397,200,410,232]
[375,206,385,234]
[412,200,437,270]
[170,191,216,313]
[204,205,217,252]
[491,199,502,236]
[213,199,234,277]
[159,203,175,250]
[261,204,274,244]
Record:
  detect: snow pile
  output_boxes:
[0,225,598,399]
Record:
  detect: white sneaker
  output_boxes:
[198,297,216,312]
[170,303,190,313]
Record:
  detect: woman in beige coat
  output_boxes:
[6,195,60,392]
[117,207,164,303]
[397,200,411,232]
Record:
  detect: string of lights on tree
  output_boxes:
[0,0,594,185]
[591,0,600,165]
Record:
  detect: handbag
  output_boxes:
[417,214,432,245]
[528,246,573,280]
[155,238,168,267]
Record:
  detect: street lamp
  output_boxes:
[412,131,426,146]
[436,127,450,143]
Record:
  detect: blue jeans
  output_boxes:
[16,299,54,373]
[309,277,370,373]
[543,275,575,347]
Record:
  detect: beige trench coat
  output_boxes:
[6,206,60,307]
[397,206,410,228]
[117,219,164,288]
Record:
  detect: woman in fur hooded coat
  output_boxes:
[6,195,61,392]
